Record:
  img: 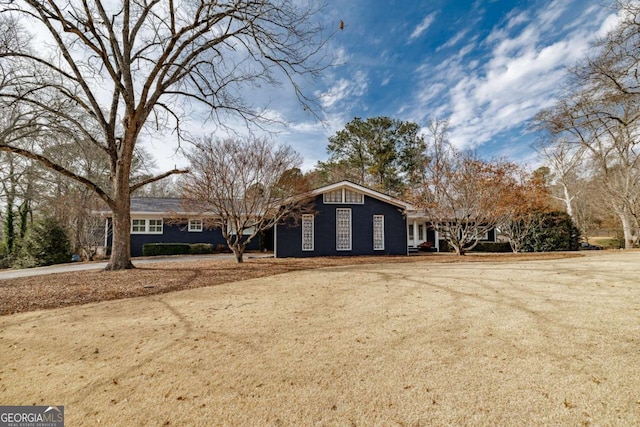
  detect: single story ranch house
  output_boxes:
[100,181,496,257]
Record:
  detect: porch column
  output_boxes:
[434,229,440,252]
[412,221,419,248]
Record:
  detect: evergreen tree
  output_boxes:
[13,217,72,268]
[522,211,580,252]
[321,117,427,195]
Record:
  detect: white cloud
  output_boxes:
[317,70,368,110]
[412,0,610,156]
[437,29,470,51]
[409,12,438,41]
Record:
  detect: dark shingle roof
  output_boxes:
[129,198,187,214]
[97,198,196,216]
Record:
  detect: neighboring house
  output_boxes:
[98,181,496,257]
[100,198,268,257]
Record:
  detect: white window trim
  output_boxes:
[131,218,164,234]
[373,215,385,250]
[301,214,314,251]
[336,208,352,251]
[344,189,364,204]
[323,188,364,205]
[323,189,343,204]
[188,219,203,232]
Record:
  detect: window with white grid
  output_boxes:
[148,219,163,233]
[323,189,343,203]
[131,218,163,234]
[373,215,384,250]
[188,219,203,232]
[344,189,364,204]
[301,214,314,251]
[336,208,352,251]
[131,219,146,233]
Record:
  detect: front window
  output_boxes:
[131,218,163,234]
[301,214,314,251]
[148,219,163,233]
[131,219,146,233]
[344,189,363,204]
[324,189,343,203]
[336,208,352,251]
[373,215,384,250]
[189,219,203,232]
[323,188,364,204]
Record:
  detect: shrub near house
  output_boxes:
[522,211,580,252]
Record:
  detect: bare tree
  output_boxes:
[496,168,552,253]
[536,91,640,249]
[0,0,330,269]
[410,120,514,255]
[539,142,586,219]
[182,136,312,263]
[536,0,640,248]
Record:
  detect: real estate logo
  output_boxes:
[0,406,64,427]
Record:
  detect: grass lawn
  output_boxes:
[1,251,639,426]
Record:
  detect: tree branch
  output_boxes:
[129,168,189,192]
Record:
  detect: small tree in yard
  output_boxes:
[411,120,516,255]
[497,168,553,253]
[13,217,72,268]
[183,136,312,263]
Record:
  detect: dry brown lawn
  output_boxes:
[1,251,639,426]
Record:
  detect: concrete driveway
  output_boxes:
[0,253,272,280]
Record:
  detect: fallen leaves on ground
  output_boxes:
[0,252,579,315]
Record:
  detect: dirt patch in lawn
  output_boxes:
[1,251,639,426]
[0,252,579,315]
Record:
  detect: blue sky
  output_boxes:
[150,0,619,173]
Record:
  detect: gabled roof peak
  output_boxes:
[311,180,415,210]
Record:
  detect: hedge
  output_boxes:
[471,242,512,253]
[142,243,218,256]
[189,243,214,254]
[142,243,192,256]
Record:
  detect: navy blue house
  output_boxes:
[274,181,412,257]
[102,198,265,257]
[100,181,496,258]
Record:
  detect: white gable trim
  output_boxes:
[310,181,415,210]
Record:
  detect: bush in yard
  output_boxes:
[0,243,9,269]
[190,243,214,255]
[521,211,580,252]
[142,243,192,256]
[470,242,512,253]
[13,217,73,268]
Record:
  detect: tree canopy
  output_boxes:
[318,116,427,195]
[0,0,330,269]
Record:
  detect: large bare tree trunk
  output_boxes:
[618,211,637,249]
[107,204,134,270]
[105,158,134,270]
[561,184,575,219]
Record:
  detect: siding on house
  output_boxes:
[275,193,408,257]
[105,218,268,257]
[97,183,499,258]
